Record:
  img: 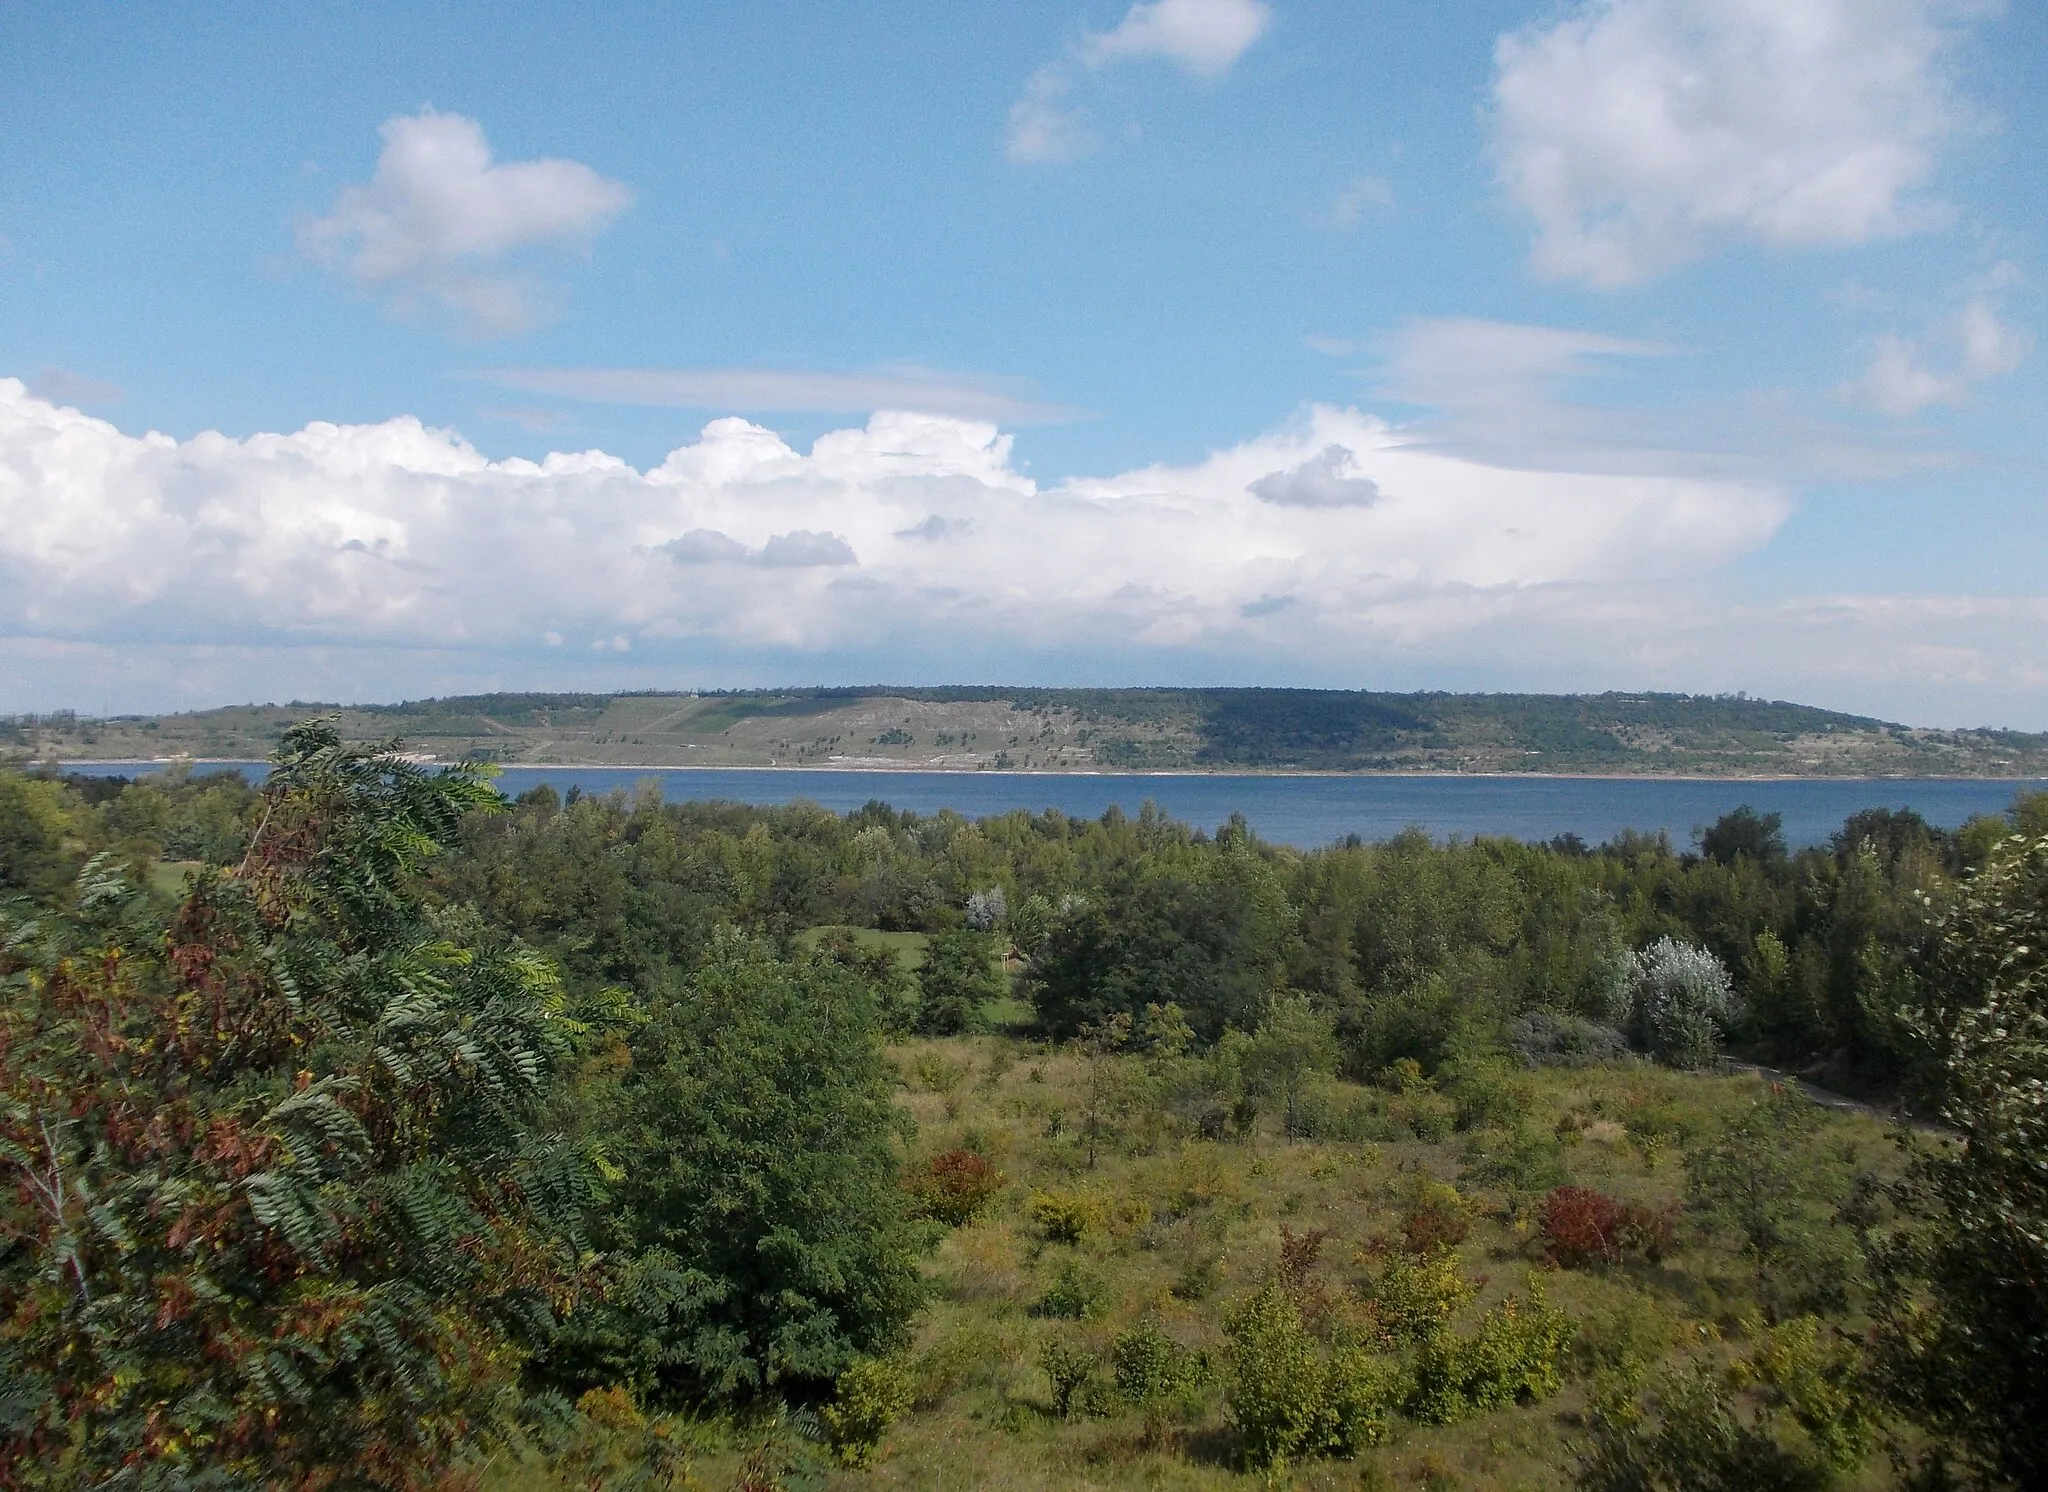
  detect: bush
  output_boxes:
[546,932,926,1403]
[1539,1186,1675,1268]
[1226,1282,1336,1471]
[821,1358,916,1468]
[1226,1281,1405,1470]
[1461,1122,1569,1202]
[1575,1360,1841,1492]
[1111,1317,1207,1403]
[1026,1187,1107,1244]
[1361,1247,1473,1345]
[1041,1341,1109,1418]
[1627,938,1739,1069]
[905,1149,1006,1225]
[1391,1092,1458,1142]
[1447,1061,1534,1131]
[1507,1010,1629,1067]
[1407,1287,1571,1424]
[1397,1181,1472,1254]
[1032,1259,1114,1321]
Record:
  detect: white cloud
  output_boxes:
[1007,0,1270,164]
[13,378,2048,724]
[1007,67,1091,165]
[477,364,1082,424]
[1489,0,1987,286]
[1080,0,1273,76]
[1320,174,1394,229]
[300,109,632,336]
[28,368,124,407]
[1249,446,1381,507]
[1847,299,2031,414]
[0,378,1784,668]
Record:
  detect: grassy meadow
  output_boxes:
[493,1030,1900,1491]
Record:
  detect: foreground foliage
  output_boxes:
[0,723,576,1488]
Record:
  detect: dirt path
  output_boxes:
[1724,1061,1954,1136]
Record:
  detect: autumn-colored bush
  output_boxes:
[905,1148,1006,1225]
[1400,1185,1472,1254]
[1539,1185,1673,1268]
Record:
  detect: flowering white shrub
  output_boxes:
[1628,937,1739,1069]
[965,886,1008,932]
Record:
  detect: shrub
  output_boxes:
[1627,938,1739,1069]
[1575,1360,1841,1492]
[1447,1061,1534,1131]
[1461,1122,1569,1202]
[0,726,575,1488]
[1323,1346,1406,1456]
[1226,1282,1335,1471]
[1027,1187,1107,1244]
[1361,1247,1473,1346]
[1736,1316,1875,1474]
[1391,1092,1458,1142]
[1506,1010,1629,1067]
[1539,1186,1674,1268]
[1226,1281,1405,1470]
[905,1149,1006,1225]
[552,1388,691,1492]
[1032,1259,1114,1321]
[1407,1288,1570,1425]
[1111,1317,1207,1403]
[1398,1180,1472,1253]
[821,1358,916,1468]
[1041,1341,1107,1418]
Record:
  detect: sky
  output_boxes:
[1,0,2043,727]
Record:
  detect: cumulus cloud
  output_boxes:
[1847,299,2031,414]
[28,368,124,407]
[1250,446,1382,507]
[1490,0,1985,286]
[300,109,632,336]
[1007,0,1271,164]
[0,378,1788,671]
[1080,0,1273,75]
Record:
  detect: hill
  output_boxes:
[7,686,2047,777]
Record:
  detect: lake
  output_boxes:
[56,761,2048,850]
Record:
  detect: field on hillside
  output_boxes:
[494,1032,1904,1491]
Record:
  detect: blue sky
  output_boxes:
[2,0,2043,725]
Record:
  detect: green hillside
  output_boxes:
[6,686,2046,776]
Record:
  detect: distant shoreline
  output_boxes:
[28,757,2048,785]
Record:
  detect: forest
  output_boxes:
[1,720,2044,1489]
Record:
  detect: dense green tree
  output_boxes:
[1701,806,1788,868]
[542,932,924,1404]
[914,928,1002,1034]
[0,773,76,901]
[1028,847,1291,1041]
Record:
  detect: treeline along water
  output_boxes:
[59,761,2048,848]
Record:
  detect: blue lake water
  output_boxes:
[58,761,2048,850]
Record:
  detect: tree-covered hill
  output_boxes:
[8,686,2047,776]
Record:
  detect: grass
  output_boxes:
[797,925,933,971]
[494,1032,1905,1491]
